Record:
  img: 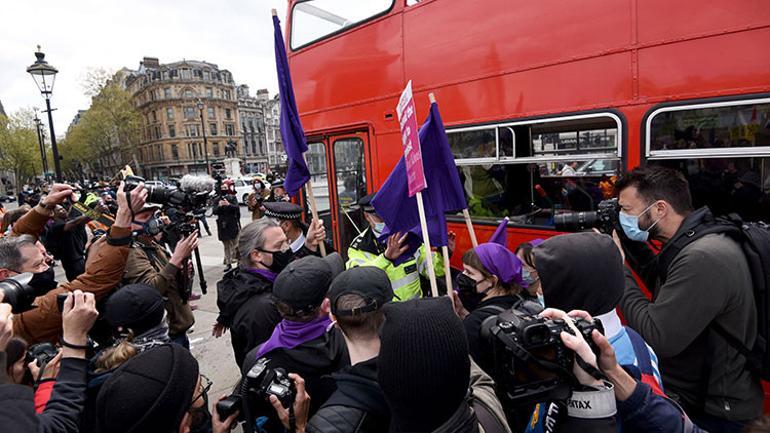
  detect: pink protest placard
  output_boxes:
[396,81,427,197]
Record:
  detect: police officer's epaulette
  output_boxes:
[350,233,365,250]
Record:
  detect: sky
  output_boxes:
[0,0,289,136]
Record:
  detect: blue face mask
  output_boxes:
[619,202,661,242]
[537,293,545,308]
[522,268,538,286]
[373,222,385,236]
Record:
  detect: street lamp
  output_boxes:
[32,110,49,179]
[196,99,211,175]
[27,46,62,181]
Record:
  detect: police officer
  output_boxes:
[346,193,445,302]
[263,201,335,256]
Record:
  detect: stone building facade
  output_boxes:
[124,57,242,179]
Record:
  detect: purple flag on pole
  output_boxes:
[488,217,509,246]
[273,14,310,198]
[372,101,467,263]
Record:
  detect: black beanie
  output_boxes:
[96,344,199,433]
[378,297,470,432]
[534,232,624,316]
[103,283,166,336]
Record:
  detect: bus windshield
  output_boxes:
[291,0,393,49]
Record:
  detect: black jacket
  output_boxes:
[243,327,350,416]
[217,268,281,367]
[0,357,89,433]
[463,295,523,373]
[307,357,390,433]
[213,195,240,241]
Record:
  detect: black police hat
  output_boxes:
[271,178,285,189]
[263,201,303,220]
[328,267,394,316]
[273,253,345,315]
[351,192,377,213]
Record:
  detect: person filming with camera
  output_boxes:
[614,166,763,431]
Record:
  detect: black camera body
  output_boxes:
[554,198,620,234]
[26,342,59,368]
[0,273,38,313]
[481,308,604,406]
[123,175,208,212]
[217,358,296,424]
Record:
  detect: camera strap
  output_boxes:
[575,356,607,382]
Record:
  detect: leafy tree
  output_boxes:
[0,108,44,186]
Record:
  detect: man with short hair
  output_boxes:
[45,203,90,281]
[264,201,335,256]
[615,165,762,431]
[243,255,349,417]
[215,216,325,366]
[0,182,146,344]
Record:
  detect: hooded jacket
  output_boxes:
[217,267,281,367]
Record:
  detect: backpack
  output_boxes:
[657,213,770,380]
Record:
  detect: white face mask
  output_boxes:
[373,222,385,236]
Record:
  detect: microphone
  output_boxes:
[179,174,216,193]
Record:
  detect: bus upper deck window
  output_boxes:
[291,0,394,50]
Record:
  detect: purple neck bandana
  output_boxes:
[246,268,278,283]
[255,316,332,359]
[474,243,528,288]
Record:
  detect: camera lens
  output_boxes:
[554,211,599,231]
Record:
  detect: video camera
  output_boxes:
[0,273,40,313]
[481,307,604,407]
[217,358,295,430]
[553,198,620,234]
[123,175,212,213]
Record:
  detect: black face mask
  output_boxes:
[457,273,490,312]
[259,248,293,273]
[28,267,58,295]
[188,391,211,433]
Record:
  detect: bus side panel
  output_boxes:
[637,0,770,43]
[638,28,770,99]
[403,0,632,90]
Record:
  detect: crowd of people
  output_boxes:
[0,165,768,433]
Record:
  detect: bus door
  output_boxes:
[304,131,370,259]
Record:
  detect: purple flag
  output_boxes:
[273,15,310,198]
[372,101,467,263]
[489,217,510,246]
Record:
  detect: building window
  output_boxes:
[151,111,157,122]
[180,69,191,80]
[185,124,200,137]
[168,124,176,138]
[166,107,174,121]
[171,144,179,159]
[154,126,161,140]
[184,107,196,120]
[149,90,156,101]
[223,90,231,100]
[193,69,203,79]
[164,87,172,98]
[225,124,235,136]
[206,87,213,98]
[203,70,210,80]
[208,107,215,119]
[183,89,194,99]
[225,108,232,120]
[213,142,220,156]
[210,123,218,136]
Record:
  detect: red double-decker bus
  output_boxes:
[284,0,770,261]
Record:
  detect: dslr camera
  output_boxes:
[217,358,295,425]
[553,198,620,234]
[0,273,39,313]
[26,342,59,368]
[481,308,604,406]
[123,175,209,212]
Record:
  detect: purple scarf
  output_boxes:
[255,316,332,359]
[474,243,528,288]
[246,268,278,283]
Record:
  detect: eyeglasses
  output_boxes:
[190,374,212,407]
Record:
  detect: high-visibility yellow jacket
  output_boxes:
[346,228,444,302]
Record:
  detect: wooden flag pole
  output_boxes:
[271,8,277,16]
[416,191,439,297]
[303,155,327,257]
[442,245,452,298]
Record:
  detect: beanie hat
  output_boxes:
[103,283,166,336]
[534,232,624,315]
[96,344,199,433]
[378,297,470,432]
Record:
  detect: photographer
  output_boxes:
[542,308,705,433]
[2,182,147,344]
[0,290,99,433]
[614,166,762,430]
[243,255,348,416]
[45,203,90,281]
[123,205,199,348]
[215,217,327,367]
[247,178,268,221]
[275,267,394,433]
[213,180,241,272]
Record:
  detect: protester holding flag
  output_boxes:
[453,243,533,373]
[346,193,449,301]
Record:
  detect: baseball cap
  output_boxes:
[328,267,393,316]
[273,253,344,315]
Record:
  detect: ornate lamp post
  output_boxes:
[196,99,211,175]
[27,46,62,181]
